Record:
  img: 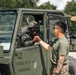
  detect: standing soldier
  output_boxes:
[33,21,69,75]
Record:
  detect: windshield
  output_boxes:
[0,10,17,52]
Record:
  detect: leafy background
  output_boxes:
[0,0,76,36]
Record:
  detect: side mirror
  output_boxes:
[0,46,3,58]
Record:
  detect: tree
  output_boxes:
[37,1,56,10]
[0,0,39,9]
[64,1,76,36]
[64,1,76,16]
[0,0,56,9]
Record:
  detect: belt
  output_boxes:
[63,63,67,65]
[52,63,67,66]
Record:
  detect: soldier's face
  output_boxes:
[53,25,61,37]
[29,27,39,36]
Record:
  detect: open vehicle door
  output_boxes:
[12,9,47,75]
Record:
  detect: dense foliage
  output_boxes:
[0,0,56,9]
[0,0,76,36]
[37,1,56,10]
[64,1,76,36]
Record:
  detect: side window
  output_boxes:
[16,14,44,48]
[21,15,35,34]
[47,14,67,42]
[69,21,76,51]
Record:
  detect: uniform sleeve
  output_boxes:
[49,41,53,47]
[49,38,58,47]
[59,42,68,56]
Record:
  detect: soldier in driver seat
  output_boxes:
[20,21,40,47]
[16,20,43,48]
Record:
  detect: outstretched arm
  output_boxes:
[39,40,52,50]
[32,36,52,50]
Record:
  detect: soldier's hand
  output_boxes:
[32,36,41,42]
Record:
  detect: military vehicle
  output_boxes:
[0,8,76,75]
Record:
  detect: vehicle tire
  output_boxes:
[68,56,76,75]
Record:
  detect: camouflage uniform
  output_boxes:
[59,65,68,75]
[50,64,68,75]
[50,36,69,75]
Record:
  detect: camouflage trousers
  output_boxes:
[50,64,68,75]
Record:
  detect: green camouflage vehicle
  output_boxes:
[0,8,76,75]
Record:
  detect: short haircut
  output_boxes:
[55,21,67,33]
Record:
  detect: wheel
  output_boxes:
[68,56,76,75]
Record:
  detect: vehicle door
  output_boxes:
[12,10,47,75]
